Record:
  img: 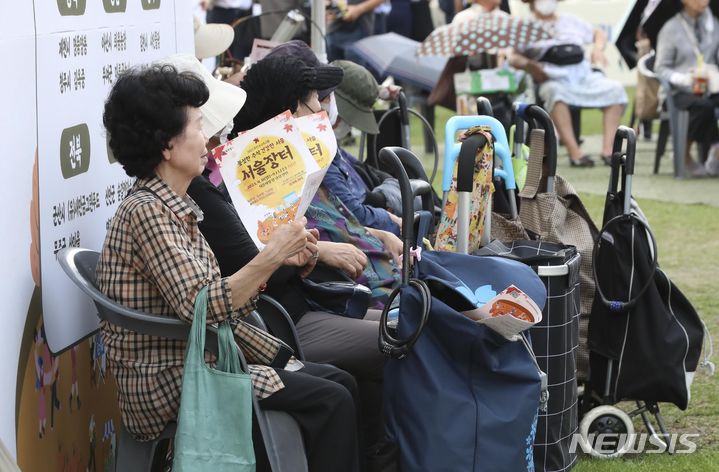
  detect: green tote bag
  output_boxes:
[173,287,256,472]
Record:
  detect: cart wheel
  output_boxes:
[579,405,635,459]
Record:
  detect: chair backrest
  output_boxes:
[56,247,220,358]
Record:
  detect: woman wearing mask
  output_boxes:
[265,42,403,235]
[509,0,627,167]
[188,54,395,469]
[655,0,719,177]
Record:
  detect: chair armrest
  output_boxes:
[93,303,250,371]
[57,247,249,371]
[256,294,305,360]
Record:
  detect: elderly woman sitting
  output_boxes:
[229,54,403,307]
[655,0,719,177]
[98,63,360,471]
[510,0,627,167]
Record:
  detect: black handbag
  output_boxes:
[540,44,585,66]
[301,278,372,319]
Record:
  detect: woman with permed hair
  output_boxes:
[98,63,361,471]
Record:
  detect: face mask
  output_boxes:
[333,118,351,141]
[534,0,557,16]
[321,94,339,125]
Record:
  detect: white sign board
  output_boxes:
[37,0,193,353]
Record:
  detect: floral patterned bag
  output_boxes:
[434,126,494,253]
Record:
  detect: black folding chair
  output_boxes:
[56,247,307,472]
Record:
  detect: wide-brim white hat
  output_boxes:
[193,15,234,59]
[158,54,247,138]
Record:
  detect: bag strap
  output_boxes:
[592,214,658,313]
[679,16,703,60]
[191,286,243,374]
[414,210,434,249]
[216,322,243,374]
[518,128,545,200]
[190,287,210,365]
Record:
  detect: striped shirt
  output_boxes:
[96,175,284,441]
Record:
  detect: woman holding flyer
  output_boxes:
[190,54,392,467]
[98,60,361,472]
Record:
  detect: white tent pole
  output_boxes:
[311,0,327,62]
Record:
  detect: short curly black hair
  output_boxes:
[103,64,209,178]
[232,55,314,136]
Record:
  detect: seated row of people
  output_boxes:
[98,43,417,470]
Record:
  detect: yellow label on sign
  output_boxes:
[234,135,306,208]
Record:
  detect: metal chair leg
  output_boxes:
[673,110,690,178]
[655,118,670,174]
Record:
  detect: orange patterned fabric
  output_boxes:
[435,127,495,253]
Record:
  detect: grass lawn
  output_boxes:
[352,88,718,470]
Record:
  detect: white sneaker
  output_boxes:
[688,160,708,178]
[705,148,719,177]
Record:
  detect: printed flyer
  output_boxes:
[212,110,336,249]
[462,285,542,341]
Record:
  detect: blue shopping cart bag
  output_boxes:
[383,248,546,472]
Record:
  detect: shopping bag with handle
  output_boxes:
[173,287,256,472]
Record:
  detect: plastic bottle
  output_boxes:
[693,54,708,96]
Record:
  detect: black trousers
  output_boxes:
[295,310,386,462]
[673,92,719,162]
[256,362,360,472]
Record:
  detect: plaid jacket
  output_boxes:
[96,175,284,441]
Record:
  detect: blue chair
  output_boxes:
[57,247,307,472]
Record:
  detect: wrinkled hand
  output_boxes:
[526,60,549,84]
[343,4,362,22]
[284,229,320,278]
[368,228,402,265]
[590,48,608,68]
[387,211,402,229]
[318,242,368,279]
[264,218,311,265]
